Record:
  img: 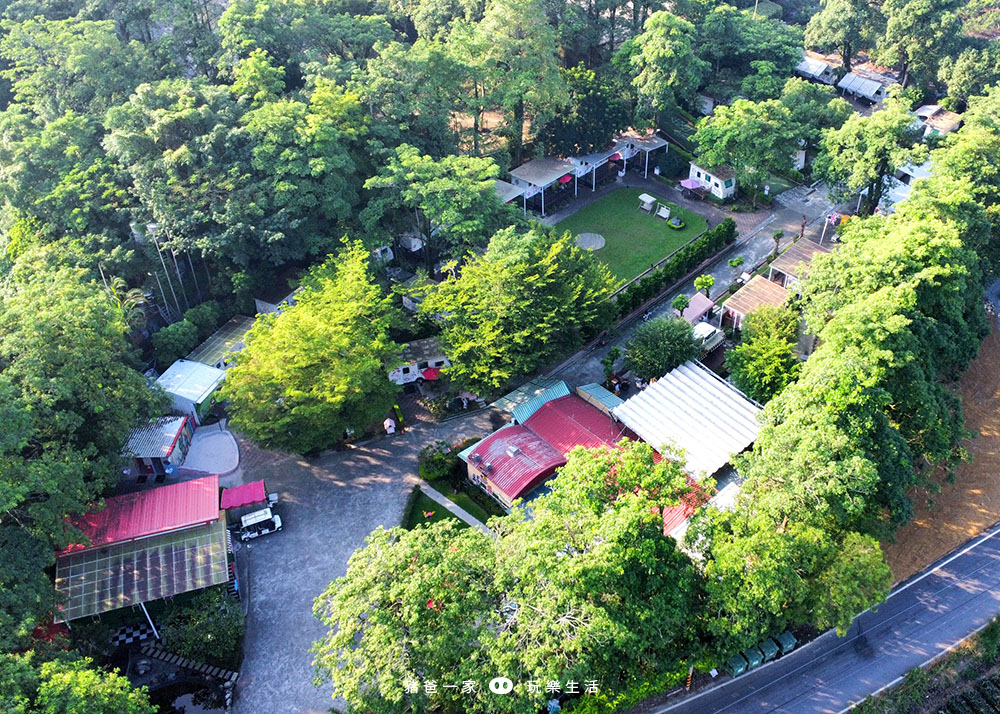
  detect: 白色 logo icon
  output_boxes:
[489,677,513,694]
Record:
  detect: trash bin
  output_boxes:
[776,630,798,655]
[758,638,779,662]
[742,646,764,670]
[726,654,748,677]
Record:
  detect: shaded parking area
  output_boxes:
[232,410,496,714]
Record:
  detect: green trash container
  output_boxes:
[758,638,779,661]
[726,654,748,677]
[742,646,764,670]
[776,630,798,655]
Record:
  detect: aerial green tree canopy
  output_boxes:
[222,242,402,453]
[361,144,516,266]
[814,93,927,215]
[625,317,698,381]
[694,97,798,202]
[803,0,883,72]
[421,225,617,395]
[313,440,700,713]
[629,11,706,120]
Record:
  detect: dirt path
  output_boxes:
[884,324,1000,582]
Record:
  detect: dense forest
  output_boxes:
[1,0,999,710]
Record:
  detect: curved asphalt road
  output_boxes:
[654,521,1000,714]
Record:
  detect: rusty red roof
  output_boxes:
[467,425,566,502]
[467,395,627,503]
[62,475,219,554]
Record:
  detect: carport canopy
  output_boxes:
[54,516,229,622]
[221,480,268,510]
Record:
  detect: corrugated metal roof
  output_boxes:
[511,381,571,423]
[62,475,220,553]
[576,383,624,413]
[156,359,226,404]
[466,425,566,502]
[491,376,562,414]
[837,72,884,100]
[526,394,627,455]
[724,275,788,318]
[125,416,188,459]
[220,480,267,509]
[770,240,829,280]
[612,361,761,478]
[468,394,626,503]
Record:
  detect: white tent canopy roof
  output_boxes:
[612,361,761,479]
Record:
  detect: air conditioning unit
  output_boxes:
[483,463,493,473]
[471,453,482,464]
[506,446,522,457]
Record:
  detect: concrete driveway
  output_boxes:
[232,410,496,714]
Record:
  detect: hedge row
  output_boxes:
[614,217,738,317]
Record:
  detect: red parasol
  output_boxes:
[421,367,442,380]
[610,152,622,161]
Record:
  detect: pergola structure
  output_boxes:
[508,157,577,217]
[616,130,669,179]
[494,179,527,214]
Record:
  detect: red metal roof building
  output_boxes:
[61,475,220,555]
[55,475,228,624]
[462,394,628,508]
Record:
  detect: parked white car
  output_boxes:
[239,508,282,542]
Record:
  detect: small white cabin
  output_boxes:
[689,162,736,200]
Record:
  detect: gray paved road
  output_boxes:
[232,410,497,714]
[653,522,1000,714]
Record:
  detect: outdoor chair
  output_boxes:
[656,204,670,220]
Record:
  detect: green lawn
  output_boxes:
[401,488,467,530]
[554,188,709,283]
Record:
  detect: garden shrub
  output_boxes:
[152,319,199,367]
[160,588,245,670]
[418,441,456,481]
[183,300,222,340]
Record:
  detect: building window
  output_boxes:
[713,181,720,188]
[725,179,734,188]
[402,367,410,374]
[696,170,702,179]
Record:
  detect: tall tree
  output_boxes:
[875,0,963,88]
[624,317,698,381]
[359,39,467,157]
[629,11,705,122]
[474,0,566,166]
[803,0,882,72]
[313,441,700,714]
[361,144,515,267]
[814,94,926,215]
[778,78,852,150]
[0,254,164,646]
[0,17,156,121]
[421,226,616,394]
[0,653,156,714]
[222,242,401,453]
[538,64,629,156]
[693,98,798,205]
[937,45,1000,112]
[725,304,800,403]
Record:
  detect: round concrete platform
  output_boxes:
[576,232,606,250]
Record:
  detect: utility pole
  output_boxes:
[752,0,759,18]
